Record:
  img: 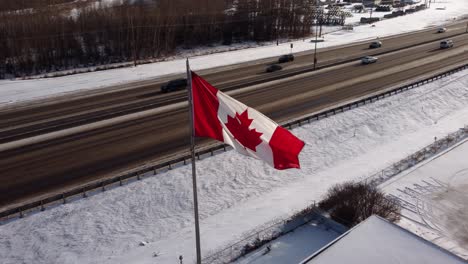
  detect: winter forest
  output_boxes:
[0,0,348,78]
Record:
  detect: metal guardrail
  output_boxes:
[1,63,467,222]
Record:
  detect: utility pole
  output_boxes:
[319,16,323,37]
[313,0,319,70]
[276,1,279,46]
[130,15,137,67]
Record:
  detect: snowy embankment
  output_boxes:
[1,69,467,264]
[0,0,467,105]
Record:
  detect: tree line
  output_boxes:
[0,0,347,78]
[0,0,75,12]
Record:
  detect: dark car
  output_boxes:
[278,54,294,63]
[266,64,283,73]
[437,27,447,33]
[369,41,382,49]
[440,39,453,49]
[161,78,187,93]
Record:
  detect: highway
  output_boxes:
[0,21,467,143]
[0,23,467,209]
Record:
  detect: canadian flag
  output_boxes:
[191,71,305,170]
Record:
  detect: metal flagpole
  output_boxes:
[186,58,202,264]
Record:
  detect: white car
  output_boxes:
[437,27,447,33]
[361,56,378,64]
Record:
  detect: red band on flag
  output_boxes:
[192,72,224,142]
[269,126,305,170]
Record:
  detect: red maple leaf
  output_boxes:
[225,110,263,152]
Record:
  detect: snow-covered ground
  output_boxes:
[1,67,467,264]
[381,138,468,259]
[1,0,467,105]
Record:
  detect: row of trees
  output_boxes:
[0,0,348,78]
[0,0,75,12]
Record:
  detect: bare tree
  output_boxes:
[319,181,401,227]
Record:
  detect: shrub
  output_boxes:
[319,181,400,227]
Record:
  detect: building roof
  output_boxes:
[300,215,467,264]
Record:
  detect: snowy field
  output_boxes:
[0,0,467,105]
[1,68,467,264]
[381,138,468,259]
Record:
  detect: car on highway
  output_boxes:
[437,27,447,33]
[266,64,283,73]
[361,56,378,64]
[161,78,187,93]
[278,54,294,63]
[369,40,382,49]
[440,39,453,49]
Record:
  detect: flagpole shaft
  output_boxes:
[187,59,202,264]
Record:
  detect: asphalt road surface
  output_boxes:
[0,25,467,210]
[0,21,467,142]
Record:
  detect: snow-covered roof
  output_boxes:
[301,215,467,264]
